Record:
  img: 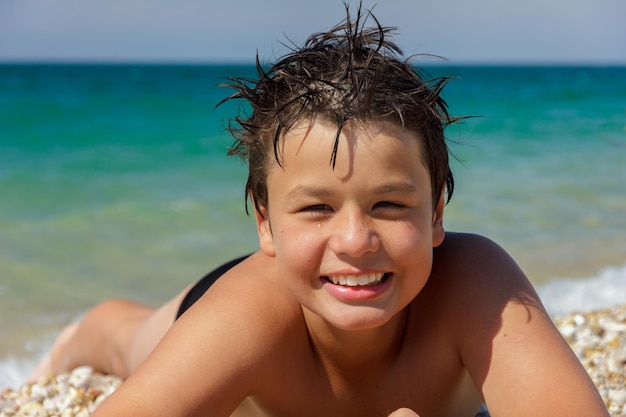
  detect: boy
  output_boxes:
[31,5,608,417]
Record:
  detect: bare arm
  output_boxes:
[439,233,609,417]
[91,253,288,417]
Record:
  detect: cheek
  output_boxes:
[384,219,426,247]
[274,225,321,257]
[383,221,435,272]
[272,225,326,274]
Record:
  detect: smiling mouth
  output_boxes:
[324,273,390,287]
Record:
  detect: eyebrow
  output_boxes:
[286,185,333,200]
[371,182,418,195]
[286,182,418,200]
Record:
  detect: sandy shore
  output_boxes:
[2,304,625,417]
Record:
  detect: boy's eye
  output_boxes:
[301,204,333,213]
[374,201,406,210]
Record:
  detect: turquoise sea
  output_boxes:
[1,64,625,387]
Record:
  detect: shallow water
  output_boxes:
[1,64,625,387]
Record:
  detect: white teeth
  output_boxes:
[328,273,385,287]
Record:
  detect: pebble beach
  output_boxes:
[555,304,626,416]
[1,304,625,417]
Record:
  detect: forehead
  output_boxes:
[277,118,425,163]
[269,118,429,186]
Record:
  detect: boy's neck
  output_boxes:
[301,305,410,381]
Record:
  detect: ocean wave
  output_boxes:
[538,263,626,317]
[0,355,37,390]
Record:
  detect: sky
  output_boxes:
[1,0,625,64]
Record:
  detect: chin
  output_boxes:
[322,305,402,331]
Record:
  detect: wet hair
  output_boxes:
[221,3,458,216]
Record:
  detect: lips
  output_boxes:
[326,272,387,287]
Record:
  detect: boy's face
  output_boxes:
[255,119,445,331]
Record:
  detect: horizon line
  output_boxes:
[1,58,625,67]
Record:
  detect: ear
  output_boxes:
[254,205,276,257]
[431,189,445,248]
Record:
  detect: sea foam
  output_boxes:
[538,263,626,317]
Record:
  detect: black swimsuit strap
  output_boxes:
[175,254,251,319]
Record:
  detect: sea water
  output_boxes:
[1,64,625,387]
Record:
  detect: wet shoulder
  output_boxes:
[418,231,540,340]
[172,252,307,373]
[195,252,303,332]
[430,231,527,287]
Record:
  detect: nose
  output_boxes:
[328,207,380,257]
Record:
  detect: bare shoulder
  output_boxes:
[172,251,304,373]
[191,251,300,324]
[426,231,551,350]
[428,232,539,313]
[432,231,525,277]
[95,253,304,417]
[418,232,544,366]
[426,233,608,416]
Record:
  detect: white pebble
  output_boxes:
[608,389,626,404]
[69,366,94,387]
